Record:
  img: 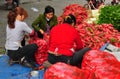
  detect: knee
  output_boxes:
[31,43,39,50]
[84,47,92,51]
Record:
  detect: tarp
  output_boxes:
[0,55,44,79]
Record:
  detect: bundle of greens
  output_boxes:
[97,5,120,31]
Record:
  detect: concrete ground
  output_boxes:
[0,0,87,53]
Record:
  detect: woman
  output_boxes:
[5,7,38,69]
[47,14,91,68]
[32,5,58,38]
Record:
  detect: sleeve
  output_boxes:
[74,30,84,51]
[32,14,42,31]
[29,30,35,37]
[22,22,33,34]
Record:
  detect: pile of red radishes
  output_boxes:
[58,4,120,49]
[58,4,88,25]
[77,23,120,49]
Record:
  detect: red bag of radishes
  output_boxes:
[82,50,120,79]
[29,35,48,65]
[44,62,94,79]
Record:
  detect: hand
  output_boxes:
[39,29,44,34]
[24,34,29,39]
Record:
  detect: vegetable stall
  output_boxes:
[58,4,120,50]
[0,3,120,79]
[44,3,120,79]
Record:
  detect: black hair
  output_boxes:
[64,14,76,26]
[44,5,55,14]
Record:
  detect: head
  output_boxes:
[44,5,55,20]
[64,14,76,26]
[7,7,28,28]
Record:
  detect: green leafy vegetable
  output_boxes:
[97,5,120,31]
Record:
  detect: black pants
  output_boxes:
[48,47,91,67]
[7,43,38,62]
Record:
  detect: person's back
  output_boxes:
[49,23,83,56]
[5,20,30,50]
[45,14,91,68]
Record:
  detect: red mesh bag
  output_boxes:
[44,62,93,79]
[29,35,48,65]
[82,50,120,79]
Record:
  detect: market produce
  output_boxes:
[97,5,120,31]
[86,9,99,24]
[58,4,120,50]
[43,3,120,79]
[82,50,120,79]
[58,4,88,25]
[76,23,120,49]
[29,34,48,65]
[44,62,93,79]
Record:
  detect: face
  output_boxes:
[16,14,25,21]
[21,15,26,21]
[45,12,54,20]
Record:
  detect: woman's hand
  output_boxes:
[24,34,29,39]
[39,29,44,34]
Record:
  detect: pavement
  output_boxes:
[0,0,87,53]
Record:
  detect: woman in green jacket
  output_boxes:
[32,5,58,38]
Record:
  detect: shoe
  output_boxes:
[8,58,20,65]
[20,58,37,69]
[43,61,52,68]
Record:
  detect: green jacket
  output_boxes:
[32,14,58,32]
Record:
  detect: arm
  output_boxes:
[32,14,42,31]
[22,22,33,34]
[22,22,36,37]
[75,31,84,51]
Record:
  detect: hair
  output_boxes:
[7,7,28,28]
[64,14,76,26]
[44,5,55,14]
